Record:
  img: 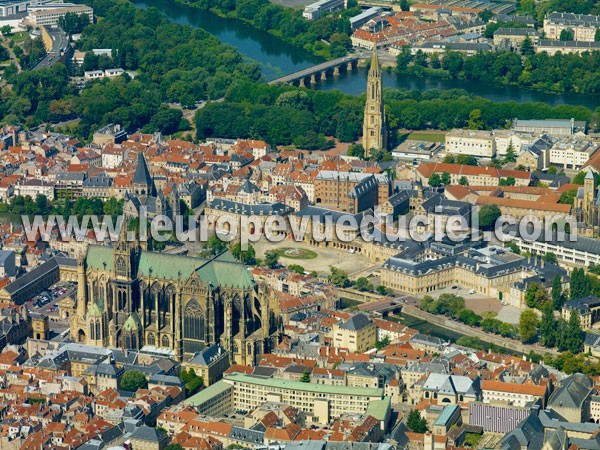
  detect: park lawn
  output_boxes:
[408,131,446,143]
[10,31,28,44]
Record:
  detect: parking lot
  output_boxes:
[26,281,76,317]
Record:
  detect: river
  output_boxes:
[130,0,597,108]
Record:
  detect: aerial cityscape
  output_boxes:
[0,0,597,448]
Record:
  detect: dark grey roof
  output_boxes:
[548,373,594,410]
[3,257,60,295]
[129,425,168,443]
[415,42,492,51]
[538,39,600,49]
[83,174,112,188]
[133,152,153,188]
[494,27,539,36]
[229,426,264,444]
[296,205,368,224]
[189,344,228,366]
[339,312,372,331]
[564,295,600,314]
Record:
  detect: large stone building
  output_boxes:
[64,228,281,364]
[362,44,387,157]
[543,12,600,42]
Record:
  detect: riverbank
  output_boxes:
[399,304,559,357]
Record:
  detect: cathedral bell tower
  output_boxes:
[362,42,387,158]
[110,221,140,337]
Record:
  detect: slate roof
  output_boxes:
[338,313,372,331]
[548,373,594,410]
[85,247,254,289]
[129,425,168,443]
[133,152,153,187]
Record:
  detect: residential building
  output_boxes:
[28,4,93,26]
[332,313,377,353]
[547,374,595,423]
[445,129,496,158]
[493,28,540,48]
[184,344,230,387]
[223,373,384,424]
[562,295,600,330]
[543,12,600,42]
[536,39,600,55]
[481,380,547,407]
[302,0,344,20]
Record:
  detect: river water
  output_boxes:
[130,0,597,107]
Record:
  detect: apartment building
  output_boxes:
[562,295,600,330]
[314,170,390,213]
[481,380,547,408]
[536,40,600,55]
[445,129,496,158]
[547,137,599,170]
[543,12,600,42]
[302,0,344,20]
[223,373,384,424]
[332,313,377,353]
[417,162,531,187]
[493,28,539,47]
[28,4,93,26]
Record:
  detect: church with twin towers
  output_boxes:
[362,43,388,157]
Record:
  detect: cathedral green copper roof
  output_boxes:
[85,246,254,289]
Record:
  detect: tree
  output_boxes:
[375,336,390,349]
[355,277,373,291]
[519,309,539,344]
[428,173,442,187]
[499,177,516,186]
[566,310,584,353]
[543,252,558,264]
[406,410,429,433]
[520,37,535,57]
[0,25,12,36]
[468,108,484,130]
[299,370,311,382]
[400,0,410,11]
[459,176,469,186]
[559,188,578,205]
[552,274,564,309]
[478,9,493,22]
[330,267,350,287]
[505,241,520,254]
[288,264,305,274]
[540,302,556,348]
[180,368,204,396]
[525,282,550,310]
[560,29,574,41]
[264,250,279,268]
[230,243,256,265]
[596,28,600,42]
[548,166,558,175]
[570,268,592,300]
[396,47,413,70]
[207,235,226,255]
[478,204,501,230]
[441,172,451,186]
[120,370,148,391]
[504,140,516,162]
[347,143,364,159]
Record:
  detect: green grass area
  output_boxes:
[340,298,361,310]
[464,432,483,448]
[10,31,28,44]
[273,247,318,260]
[408,132,446,143]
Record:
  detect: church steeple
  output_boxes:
[363,42,387,158]
[132,152,156,197]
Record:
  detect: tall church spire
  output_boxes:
[362,42,387,158]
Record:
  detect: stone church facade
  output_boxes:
[65,229,281,364]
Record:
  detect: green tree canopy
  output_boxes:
[120,370,148,391]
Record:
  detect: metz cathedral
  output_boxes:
[65,157,281,364]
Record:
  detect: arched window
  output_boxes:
[184,300,204,341]
[116,256,127,277]
[161,335,170,348]
[89,321,95,340]
[95,321,101,340]
[147,333,155,346]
